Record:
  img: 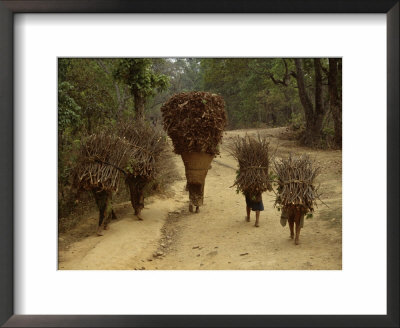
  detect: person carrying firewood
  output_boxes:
[229,134,272,228]
[161,91,227,213]
[117,120,169,221]
[274,153,321,245]
[244,192,264,227]
[73,132,132,236]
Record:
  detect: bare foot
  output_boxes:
[255,222,259,227]
[189,204,194,212]
[137,215,143,221]
[290,234,294,239]
[195,206,200,213]
[295,238,299,245]
[96,227,104,236]
[104,225,110,230]
[245,216,250,222]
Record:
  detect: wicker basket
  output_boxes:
[181,152,213,206]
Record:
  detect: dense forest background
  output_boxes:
[58,58,342,221]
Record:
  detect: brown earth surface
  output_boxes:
[58,127,342,270]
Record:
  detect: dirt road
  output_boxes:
[58,127,342,270]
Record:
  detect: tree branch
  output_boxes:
[269,59,291,86]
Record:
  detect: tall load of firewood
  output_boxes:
[73,132,132,235]
[117,120,169,220]
[274,153,321,244]
[274,154,321,212]
[161,91,227,212]
[229,134,273,196]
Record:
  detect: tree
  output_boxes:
[113,59,169,120]
[293,58,327,146]
[96,59,132,122]
[328,58,342,147]
[180,58,203,91]
[65,58,117,134]
[200,58,302,128]
[267,58,331,146]
[244,59,301,126]
[201,58,252,127]
[58,82,81,136]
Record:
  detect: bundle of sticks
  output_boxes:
[117,120,171,217]
[229,134,272,195]
[117,120,168,180]
[161,91,227,155]
[73,132,132,192]
[274,153,321,212]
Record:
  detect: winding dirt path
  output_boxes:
[59,127,342,270]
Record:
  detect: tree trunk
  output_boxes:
[328,58,342,148]
[294,58,326,146]
[311,58,325,143]
[133,91,146,120]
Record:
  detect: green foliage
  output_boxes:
[113,59,169,98]
[58,58,72,83]
[112,59,170,120]
[58,81,81,132]
[199,58,303,129]
[65,58,119,133]
[323,125,335,137]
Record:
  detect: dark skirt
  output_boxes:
[245,194,264,211]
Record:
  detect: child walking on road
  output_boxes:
[245,192,264,227]
[229,134,272,228]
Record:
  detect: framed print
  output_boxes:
[1,1,398,327]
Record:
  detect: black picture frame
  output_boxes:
[0,1,398,327]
